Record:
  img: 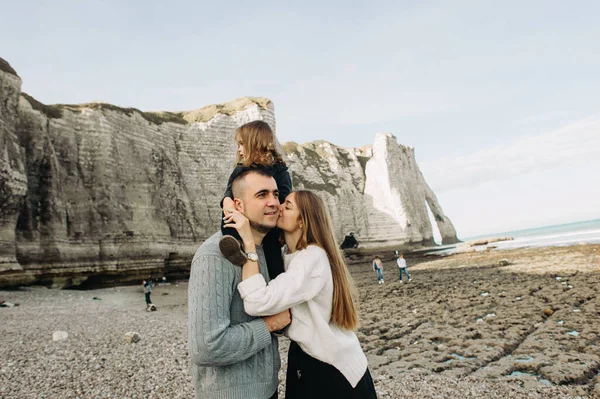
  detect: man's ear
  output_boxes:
[233,198,244,213]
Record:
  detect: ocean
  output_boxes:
[460,218,600,250]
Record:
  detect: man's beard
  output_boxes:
[250,219,274,234]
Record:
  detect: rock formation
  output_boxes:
[0,57,458,288]
[0,59,28,277]
[285,134,459,249]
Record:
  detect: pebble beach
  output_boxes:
[1,244,599,398]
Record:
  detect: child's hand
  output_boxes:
[222,197,235,215]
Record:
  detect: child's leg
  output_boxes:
[262,228,284,279]
[400,267,410,281]
[220,211,243,243]
[219,211,247,266]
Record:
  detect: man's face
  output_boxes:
[235,173,280,234]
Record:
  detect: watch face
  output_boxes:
[247,252,259,261]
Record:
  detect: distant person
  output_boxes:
[0,296,18,307]
[219,120,292,282]
[396,253,411,283]
[188,168,291,399]
[225,189,377,398]
[372,255,384,284]
[143,277,153,310]
[340,232,359,249]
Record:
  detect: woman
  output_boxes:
[224,190,377,398]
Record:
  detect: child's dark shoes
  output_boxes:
[219,235,247,266]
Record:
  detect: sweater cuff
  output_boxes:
[237,274,267,298]
[249,318,272,350]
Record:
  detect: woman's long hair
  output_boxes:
[293,190,359,330]
[235,120,285,167]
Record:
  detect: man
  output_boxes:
[188,168,291,399]
[396,252,412,283]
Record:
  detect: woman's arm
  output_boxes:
[237,246,329,316]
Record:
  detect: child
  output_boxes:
[397,252,411,283]
[372,256,384,284]
[219,120,292,279]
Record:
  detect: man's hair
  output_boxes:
[231,167,274,200]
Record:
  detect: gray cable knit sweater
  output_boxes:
[188,232,280,399]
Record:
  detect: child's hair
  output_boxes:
[235,120,285,167]
[293,190,359,331]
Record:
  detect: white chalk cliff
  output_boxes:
[0,57,457,287]
[285,135,458,249]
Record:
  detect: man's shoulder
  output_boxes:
[193,232,225,261]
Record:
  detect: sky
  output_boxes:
[1,0,599,238]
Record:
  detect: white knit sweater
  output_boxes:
[237,245,368,388]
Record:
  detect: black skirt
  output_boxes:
[285,341,377,399]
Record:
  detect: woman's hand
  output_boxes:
[223,210,254,249]
[222,197,235,216]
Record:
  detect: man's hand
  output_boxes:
[263,310,291,332]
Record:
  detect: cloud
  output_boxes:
[421,115,600,192]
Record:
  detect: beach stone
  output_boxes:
[543,308,554,316]
[366,354,389,368]
[52,331,68,341]
[455,246,477,254]
[124,332,141,343]
[593,377,600,396]
[2,245,597,399]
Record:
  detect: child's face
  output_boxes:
[236,134,245,159]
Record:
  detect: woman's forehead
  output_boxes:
[286,193,297,204]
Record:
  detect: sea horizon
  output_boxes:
[432,219,600,253]
[437,218,600,251]
[462,218,600,241]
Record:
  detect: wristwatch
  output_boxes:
[245,252,259,262]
